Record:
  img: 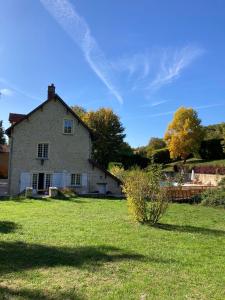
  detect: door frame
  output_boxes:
[31,172,53,193]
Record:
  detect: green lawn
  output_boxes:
[0,198,225,300]
[163,158,225,172]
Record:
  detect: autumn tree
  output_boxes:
[71,105,87,119]
[83,108,126,168]
[0,121,6,145]
[164,107,204,163]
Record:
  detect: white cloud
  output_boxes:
[150,100,168,107]
[149,110,174,117]
[140,99,169,108]
[111,46,203,96]
[149,103,225,118]
[40,0,123,104]
[149,46,204,90]
[112,52,151,79]
[0,88,13,96]
[0,78,39,100]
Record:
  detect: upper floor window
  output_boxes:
[63,119,73,134]
[37,143,49,159]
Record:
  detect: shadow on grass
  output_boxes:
[155,223,225,236]
[0,242,149,275]
[0,196,90,204]
[0,221,21,234]
[0,286,82,300]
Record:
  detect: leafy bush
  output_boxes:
[109,165,127,182]
[199,139,225,160]
[200,188,225,208]
[218,177,225,188]
[151,148,171,164]
[123,166,169,225]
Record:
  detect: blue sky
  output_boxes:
[1,0,225,147]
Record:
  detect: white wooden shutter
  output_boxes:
[52,173,63,187]
[20,172,31,192]
[66,173,71,187]
[82,173,88,187]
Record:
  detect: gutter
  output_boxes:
[7,134,13,195]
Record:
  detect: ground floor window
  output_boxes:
[71,173,82,186]
[32,173,52,191]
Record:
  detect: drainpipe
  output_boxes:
[8,134,13,195]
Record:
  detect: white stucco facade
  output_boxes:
[7,90,121,196]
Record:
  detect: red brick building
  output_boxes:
[0,144,9,178]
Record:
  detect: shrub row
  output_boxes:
[151,148,171,164]
[200,188,225,208]
[193,165,225,175]
[199,139,225,160]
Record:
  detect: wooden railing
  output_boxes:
[164,186,216,201]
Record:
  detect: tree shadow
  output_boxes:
[0,286,82,300]
[0,221,21,234]
[0,196,90,204]
[155,223,225,236]
[0,242,149,275]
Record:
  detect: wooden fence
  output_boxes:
[164,186,216,202]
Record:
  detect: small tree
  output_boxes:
[83,108,126,168]
[123,166,168,225]
[164,107,204,163]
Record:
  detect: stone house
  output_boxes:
[0,144,9,178]
[6,84,121,196]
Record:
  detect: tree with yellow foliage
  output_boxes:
[164,107,204,163]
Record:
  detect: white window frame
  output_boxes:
[63,119,74,134]
[37,143,49,159]
[71,173,82,186]
[31,172,53,191]
[32,173,38,190]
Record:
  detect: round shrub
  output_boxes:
[200,188,225,208]
[122,166,169,225]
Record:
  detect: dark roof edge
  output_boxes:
[5,94,94,138]
[88,159,122,184]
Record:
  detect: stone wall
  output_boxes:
[190,173,225,186]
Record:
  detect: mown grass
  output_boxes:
[0,198,225,299]
[163,158,225,172]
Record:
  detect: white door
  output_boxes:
[20,172,31,192]
[97,183,107,194]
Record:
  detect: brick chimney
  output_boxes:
[48,84,55,99]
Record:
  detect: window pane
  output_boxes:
[64,119,73,134]
[45,174,52,189]
[38,144,43,158]
[37,143,48,158]
[76,174,81,186]
[71,174,81,186]
[43,144,48,158]
[32,174,38,190]
[71,174,75,185]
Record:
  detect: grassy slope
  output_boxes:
[163,158,225,172]
[0,198,225,300]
